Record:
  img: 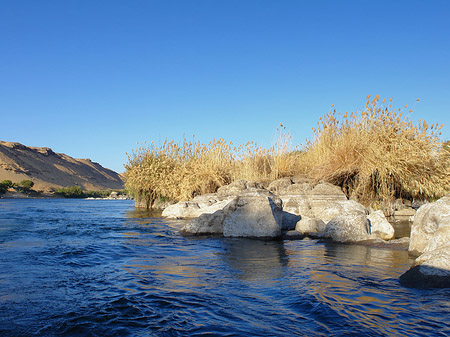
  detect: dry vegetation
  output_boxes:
[125,96,450,210]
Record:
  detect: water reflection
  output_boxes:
[220,239,288,282]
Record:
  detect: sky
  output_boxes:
[1,0,449,173]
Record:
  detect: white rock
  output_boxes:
[409,195,450,256]
[367,210,395,240]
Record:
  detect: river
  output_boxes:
[0,199,448,336]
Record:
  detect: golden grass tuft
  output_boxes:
[124,129,297,208]
[298,95,450,208]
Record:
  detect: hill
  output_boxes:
[0,141,124,192]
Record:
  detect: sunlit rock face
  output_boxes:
[409,195,450,257]
[222,194,283,238]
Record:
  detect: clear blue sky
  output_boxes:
[1,0,449,173]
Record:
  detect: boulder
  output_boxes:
[267,177,294,194]
[323,213,371,242]
[180,198,238,235]
[163,180,267,219]
[367,210,395,240]
[179,188,284,238]
[162,198,233,219]
[401,222,450,288]
[423,226,450,253]
[222,194,283,238]
[276,181,348,223]
[400,244,450,288]
[295,216,326,236]
[409,196,450,257]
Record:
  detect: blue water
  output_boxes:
[0,199,448,336]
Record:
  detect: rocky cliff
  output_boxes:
[0,141,124,192]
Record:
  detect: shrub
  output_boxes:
[55,185,83,198]
[17,180,34,193]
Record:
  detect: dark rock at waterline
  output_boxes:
[400,265,450,288]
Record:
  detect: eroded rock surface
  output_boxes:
[409,196,450,257]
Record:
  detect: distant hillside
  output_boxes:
[0,141,124,192]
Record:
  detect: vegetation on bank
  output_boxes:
[0,179,35,194]
[125,96,450,211]
[0,180,126,199]
[54,186,127,198]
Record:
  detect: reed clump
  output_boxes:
[125,96,450,211]
[298,95,450,208]
[125,133,296,208]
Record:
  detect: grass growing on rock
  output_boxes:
[125,96,450,211]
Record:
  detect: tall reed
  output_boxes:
[298,95,450,207]
[125,128,296,208]
[125,96,450,210]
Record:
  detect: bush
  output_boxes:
[16,180,34,193]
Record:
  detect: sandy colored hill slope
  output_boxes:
[0,141,124,192]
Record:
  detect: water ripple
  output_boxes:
[0,199,449,336]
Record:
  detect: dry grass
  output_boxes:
[298,95,450,208]
[126,96,450,210]
[125,131,296,208]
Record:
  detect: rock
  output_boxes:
[423,226,450,253]
[323,213,371,242]
[367,210,395,240]
[400,244,450,288]
[282,230,305,240]
[295,216,326,236]
[276,181,348,223]
[268,177,294,193]
[310,199,364,224]
[401,218,450,288]
[162,198,233,219]
[409,196,450,257]
[180,198,238,235]
[222,194,283,238]
[162,201,201,218]
[217,180,265,198]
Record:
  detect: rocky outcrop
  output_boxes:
[165,178,395,241]
[294,201,395,243]
[179,188,283,238]
[408,196,450,257]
